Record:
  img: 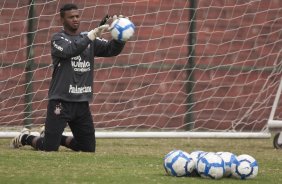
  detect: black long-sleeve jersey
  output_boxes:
[48,30,125,102]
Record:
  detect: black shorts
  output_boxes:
[42,100,95,151]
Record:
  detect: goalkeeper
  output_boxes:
[10,3,129,152]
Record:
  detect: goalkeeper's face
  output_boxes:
[61,9,80,33]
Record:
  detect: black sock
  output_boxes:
[20,134,28,145]
[26,135,36,146]
[21,134,35,146]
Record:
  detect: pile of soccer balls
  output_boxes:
[163,149,258,180]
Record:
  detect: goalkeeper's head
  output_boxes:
[60,3,78,18]
[60,3,80,34]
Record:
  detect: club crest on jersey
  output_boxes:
[54,103,62,115]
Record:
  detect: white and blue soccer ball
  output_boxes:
[216,152,237,177]
[190,150,206,175]
[163,150,195,177]
[231,154,258,179]
[196,152,225,179]
[190,150,206,164]
[110,17,135,41]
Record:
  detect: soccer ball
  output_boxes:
[196,152,225,179]
[190,150,206,164]
[110,17,135,41]
[231,154,258,179]
[216,152,237,177]
[163,150,195,177]
[190,150,206,176]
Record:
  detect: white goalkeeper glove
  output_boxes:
[110,15,128,24]
[109,15,129,28]
[114,15,129,20]
[87,24,109,41]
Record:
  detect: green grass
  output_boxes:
[0,137,281,184]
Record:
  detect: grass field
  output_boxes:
[0,137,281,184]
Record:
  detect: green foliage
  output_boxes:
[0,138,281,184]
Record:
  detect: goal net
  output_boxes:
[0,0,281,138]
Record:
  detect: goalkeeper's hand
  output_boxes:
[113,14,128,21]
[87,15,129,41]
[87,24,109,40]
[110,15,129,24]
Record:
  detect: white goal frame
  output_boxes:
[0,131,271,139]
[268,79,282,133]
[1,1,280,140]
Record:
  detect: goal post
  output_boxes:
[1,0,281,139]
[268,78,282,132]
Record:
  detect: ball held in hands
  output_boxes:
[109,17,135,41]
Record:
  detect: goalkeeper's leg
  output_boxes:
[27,100,67,151]
[11,100,67,151]
[40,126,95,152]
[63,103,95,152]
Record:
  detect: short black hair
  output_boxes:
[60,3,78,18]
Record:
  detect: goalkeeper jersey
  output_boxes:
[49,30,125,102]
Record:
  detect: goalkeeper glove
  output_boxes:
[112,14,129,21]
[87,24,109,40]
